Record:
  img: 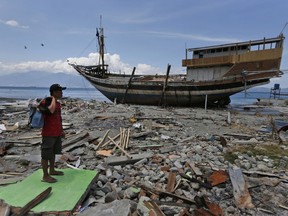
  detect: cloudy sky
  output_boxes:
[0,0,288,87]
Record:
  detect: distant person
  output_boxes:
[40,84,66,183]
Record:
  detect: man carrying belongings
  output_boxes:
[39,84,66,183]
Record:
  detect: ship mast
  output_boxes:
[97,15,105,72]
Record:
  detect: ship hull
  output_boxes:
[72,68,270,106]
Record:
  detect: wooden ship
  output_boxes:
[69,27,285,107]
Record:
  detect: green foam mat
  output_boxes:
[0,168,97,213]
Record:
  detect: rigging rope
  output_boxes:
[78,36,97,58]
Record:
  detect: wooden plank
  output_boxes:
[0,202,10,216]
[188,161,203,176]
[14,187,52,216]
[17,135,42,140]
[242,170,288,181]
[0,176,25,186]
[138,144,163,149]
[279,204,288,210]
[143,200,165,216]
[141,184,196,206]
[106,153,153,166]
[62,132,89,148]
[166,170,176,192]
[62,141,85,152]
[228,165,254,208]
[125,128,130,149]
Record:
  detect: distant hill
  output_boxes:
[0,71,93,88]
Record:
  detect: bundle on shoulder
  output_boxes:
[28,97,52,128]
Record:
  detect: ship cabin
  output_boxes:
[182,35,284,82]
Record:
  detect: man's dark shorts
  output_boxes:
[41,136,62,160]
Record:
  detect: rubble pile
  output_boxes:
[0,98,288,215]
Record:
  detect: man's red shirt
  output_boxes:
[41,100,62,137]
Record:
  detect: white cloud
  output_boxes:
[145,31,239,43]
[68,52,164,75]
[0,19,29,29]
[0,53,163,76]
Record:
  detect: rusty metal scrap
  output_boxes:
[194,196,224,216]
[208,170,229,186]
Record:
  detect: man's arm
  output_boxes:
[48,97,56,113]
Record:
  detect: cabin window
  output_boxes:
[241,45,248,50]
[223,47,228,52]
[216,48,222,52]
[199,51,204,58]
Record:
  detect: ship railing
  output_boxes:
[182,48,283,67]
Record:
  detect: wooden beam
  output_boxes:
[122,67,136,103]
[13,187,52,216]
[159,64,171,106]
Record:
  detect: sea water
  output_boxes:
[0,86,108,102]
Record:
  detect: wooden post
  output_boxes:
[122,67,136,103]
[159,64,171,106]
[205,94,208,111]
[125,128,130,149]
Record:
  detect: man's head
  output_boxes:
[49,84,66,98]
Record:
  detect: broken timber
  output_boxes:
[106,153,153,166]
[166,170,177,192]
[95,129,110,151]
[122,67,136,103]
[228,164,254,208]
[62,132,89,148]
[179,172,212,189]
[108,136,132,159]
[140,184,196,206]
[12,187,52,216]
[143,200,165,216]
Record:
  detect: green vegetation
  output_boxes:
[224,143,288,169]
